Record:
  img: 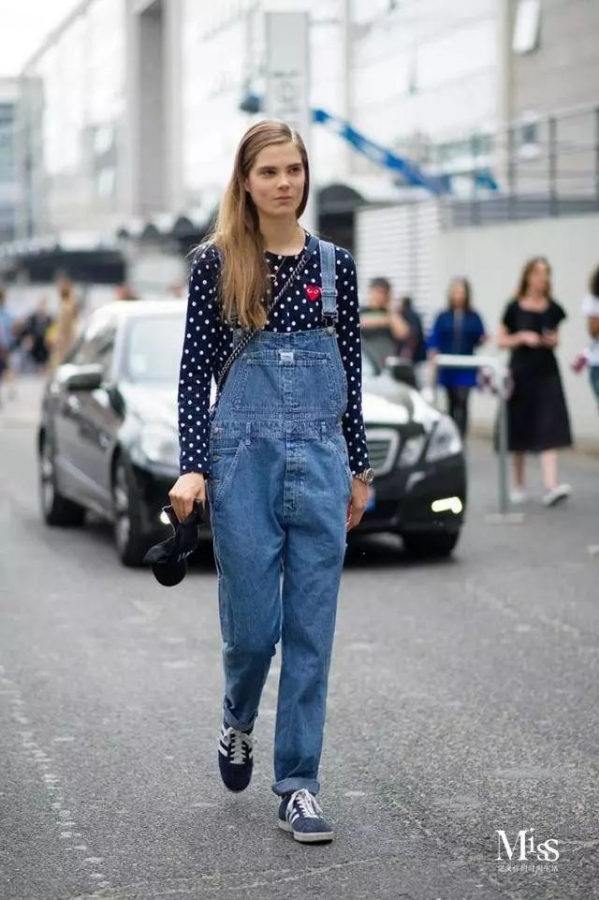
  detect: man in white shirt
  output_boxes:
[582,265,599,406]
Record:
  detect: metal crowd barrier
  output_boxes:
[431,354,513,518]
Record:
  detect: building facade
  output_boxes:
[499,0,599,202]
[14,0,503,245]
[16,0,127,240]
[0,79,19,243]
[9,0,599,299]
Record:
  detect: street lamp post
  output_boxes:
[263,0,315,232]
[341,0,353,175]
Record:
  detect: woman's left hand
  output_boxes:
[541,329,558,348]
[347,478,370,530]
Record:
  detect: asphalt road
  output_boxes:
[1,379,598,900]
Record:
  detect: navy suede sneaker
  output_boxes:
[278,789,334,843]
[218,722,254,792]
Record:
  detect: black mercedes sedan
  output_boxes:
[38,299,466,566]
[359,351,466,556]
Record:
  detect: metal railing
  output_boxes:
[432,354,513,517]
[437,103,599,227]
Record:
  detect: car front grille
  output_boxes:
[365,428,401,476]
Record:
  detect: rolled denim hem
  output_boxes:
[222,704,257,734]
[271,777,320,797]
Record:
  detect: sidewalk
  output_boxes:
[0,373,46,429]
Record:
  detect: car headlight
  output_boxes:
[425,416,462,463]
[139,424,179,467]
[398,435,426,467]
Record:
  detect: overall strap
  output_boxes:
[304,233,320,258]
[318,240,338,324]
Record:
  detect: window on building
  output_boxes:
[517,113,541,160]
[96,168,116,198]
[513,0,541,55]
[436,133,492,171]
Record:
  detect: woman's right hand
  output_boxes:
[519,330,541,347]
[168,472,206,522]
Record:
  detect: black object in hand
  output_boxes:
[144,500,206,587]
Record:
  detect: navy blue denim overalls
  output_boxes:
[207,240,352,797]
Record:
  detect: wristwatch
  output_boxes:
[353,467,375,485]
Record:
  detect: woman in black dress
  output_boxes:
[497,257,572,507]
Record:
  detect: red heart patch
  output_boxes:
[306,285,321,301]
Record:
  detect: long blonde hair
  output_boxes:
[205,120,310,330]
[516,256,552,299]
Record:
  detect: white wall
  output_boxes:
[355,201,439,324]
[433,214,599,449]
[351,0,498,158]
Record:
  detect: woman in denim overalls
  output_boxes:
[170,121,373,843]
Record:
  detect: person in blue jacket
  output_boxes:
[428,277,487,436]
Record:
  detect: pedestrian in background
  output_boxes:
[18,295,54,371]
[47,279,80,372]
[168,280,185,298]
[115,284,138,301]
[168,120,373,844]
[428,277,487,437]
[0,287,18,405]
[497,257,572,506]
[359,276,409,367]
[581,264,599,407]
[398,296,427,365]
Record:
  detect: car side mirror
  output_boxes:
[107,385,125,415]
[63,364,104,392]
[384,356,417,388]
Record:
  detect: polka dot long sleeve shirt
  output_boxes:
[177,237,371,477]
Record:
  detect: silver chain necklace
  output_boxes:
[213,242,315,407]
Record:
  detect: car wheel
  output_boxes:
[402,531,460,558]
[112,456,150,567]
[39,435,86,527]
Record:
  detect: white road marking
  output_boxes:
[0,660,113,893]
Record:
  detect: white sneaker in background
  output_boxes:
[509,488,529,505]
[542,484,572,507]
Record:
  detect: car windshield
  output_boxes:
[122,313,380,385]
[123,314,185,384]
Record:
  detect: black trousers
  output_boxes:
[446,386,471,437]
